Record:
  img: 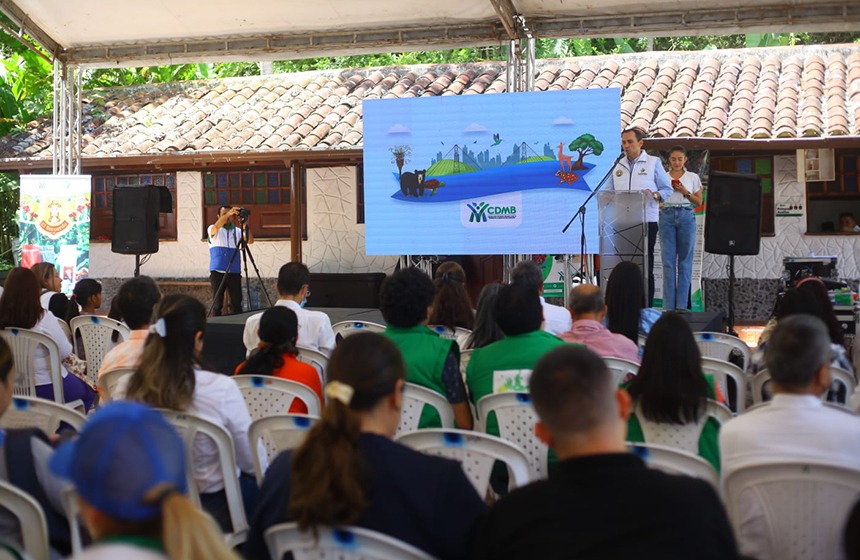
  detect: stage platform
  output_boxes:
[203,307,724,375]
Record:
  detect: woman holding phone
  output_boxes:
[658,146,703,311]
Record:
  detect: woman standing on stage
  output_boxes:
[658,146,703,310]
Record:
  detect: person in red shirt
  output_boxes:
[235,306,322,413]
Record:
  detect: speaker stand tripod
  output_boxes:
[726,255,738,336]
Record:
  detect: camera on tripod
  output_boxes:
[237,207,251,221]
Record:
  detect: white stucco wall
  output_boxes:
[89,167,398,279]
[702,155,860,280]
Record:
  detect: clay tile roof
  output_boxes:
[1,44,858,161]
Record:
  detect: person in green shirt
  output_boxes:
[380,267,473,430]
[623,312,721,471]
[466,283,569,436]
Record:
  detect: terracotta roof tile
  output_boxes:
[1,44,858,160]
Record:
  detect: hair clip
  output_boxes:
[325,381,354,405]
[149,318,167,338]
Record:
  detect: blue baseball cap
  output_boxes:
[50,401,188,521]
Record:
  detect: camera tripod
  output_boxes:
[208,217,272,317]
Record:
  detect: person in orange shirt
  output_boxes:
[234,306,322,414]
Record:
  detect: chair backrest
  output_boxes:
[248,414,318,484]
[0,396,86,435]
[723,461,860,559]
[603,357,639,385]
[56,318,73,344]
[0,328,64,403]
[750,368,772,405]
[476,392,548,480]
[454,328,472,350]
[396,429,531,495]
[0,480,50,560]
[331,320,386,340]
[232,375,322,420]
[395,383,456,436]
[427,324,456,339]
[632,399,728,455]
[752,367,858,408]
[98,367,136,401]
[264,522,436,560]
[157,409,248,547]
[829,366,857,405]
[459,349,473,380]
[295,347,328,391]
[694,331,752,372]
[701,357,747,413]
[629,443,720,488]
[69,316,130,386]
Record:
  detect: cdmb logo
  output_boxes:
[461,193,522,228]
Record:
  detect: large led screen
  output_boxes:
[363,89,621,255]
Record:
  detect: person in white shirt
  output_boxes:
[720,314,860,559]
[611,127,674,307]
[243,262,335,357]
[510,260,571,336]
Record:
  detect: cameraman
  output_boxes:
[207,205,254,315]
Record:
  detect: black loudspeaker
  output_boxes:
[112,187,160,254]
[705,171,763,256]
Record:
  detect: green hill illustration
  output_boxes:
[426,159,478,176]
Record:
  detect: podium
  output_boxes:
[598,191,648,295]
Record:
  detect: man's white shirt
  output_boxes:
[540,296,572,336]
[243,299,336,356]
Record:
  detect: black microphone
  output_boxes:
[615,151,625,163]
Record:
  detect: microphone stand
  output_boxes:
[562,152,626,285]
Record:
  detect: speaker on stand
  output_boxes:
[111,186,173,276]
[704,171,763,334]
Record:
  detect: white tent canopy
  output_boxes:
[1,0,858,67]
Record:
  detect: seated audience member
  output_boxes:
[0,336,71,555]
[380,267,472,429]
[121,294,258,532]
[464,283,504,350]
[466,283,566,435]
[624,312,722,471]
[510,260,571,336]
[0,268,95,411]
[839,211,860,233]
[428,261,475,330]
[97,276,161,398]
[471,345,738,559]
[51,401,240,560]
[605,261,662,344]
[720,314,860,559]
[235,306,323,413]
[242,262,335,357]
[560,284,639,363]
[30,262,69,320]
[64,278,103,324]
[244,333,486,560]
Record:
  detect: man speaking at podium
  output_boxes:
[611,127,673,307]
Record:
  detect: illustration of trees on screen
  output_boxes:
[389,145,412,176]
[568,134,604,170]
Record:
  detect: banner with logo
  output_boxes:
[363,89,621,255]
[17,175,91,292]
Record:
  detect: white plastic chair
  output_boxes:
[631,399,729,457]
[751,367,858,407]
[694,331,752,373]
[0,327,83,411]
[232,375,322,419]
[701,357,747,413]
[395,382,455,436]
[331,320,386,340]
[723,461,860,560]
[427,324,456,339]
[459,348,473,380]
[829,366,857,405]
[296,347,328,392]
[69,316,130,387]
[248,413,318,484]
[628,443,720,488]
[158,409,248,547]
[98,367,136,401]
[0,396,86,435]
[56,318,73,344]
[454,327,472,350]
[264,522,436,560]
[603,357,639,385]
[476,392,548,480]
[396,428,532,494]
[0,480,50,560]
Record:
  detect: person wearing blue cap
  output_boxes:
[51,401,239,560]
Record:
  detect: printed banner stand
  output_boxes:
[17,175,92,293]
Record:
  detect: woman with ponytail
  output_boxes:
[244,332,486,559]
[64,278,103,324]
[428,261,475,330]
[234,306,323,414]
[50,401,240,560]
[122,294,258,533]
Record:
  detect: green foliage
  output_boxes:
[568,134,605,169]
[426,159,477,176]
[0,173,18,268]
